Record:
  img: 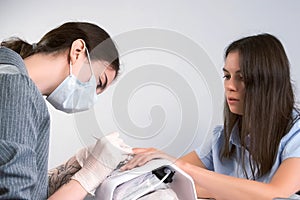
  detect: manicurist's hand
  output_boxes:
[72,132,132,195]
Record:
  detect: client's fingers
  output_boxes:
[120,149,162,171]
[132,147,157,154]
[120,155,149,171]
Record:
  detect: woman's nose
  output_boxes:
[225,78,237,91]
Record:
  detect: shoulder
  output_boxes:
[213,125,224,135]
[212,125,224,142]
[279,110,300,159]
[0,46,27,75]
[0,47,34,93]
[0,70,34,92]
[281,110,300,143]
[0,71,46,114]
[203,125,225,151]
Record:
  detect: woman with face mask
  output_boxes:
[0,22,132,199]
[121,33,300,199]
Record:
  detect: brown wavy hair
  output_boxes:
[221,33,298,179]
[1,22,120,77]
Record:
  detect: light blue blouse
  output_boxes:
[195,110,300,182]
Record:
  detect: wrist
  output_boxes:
[174,158,190,169]
[71,167,101,195]
[71,161,112,195]
[48,179,88,200]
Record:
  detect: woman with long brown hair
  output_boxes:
[122,33,300,199]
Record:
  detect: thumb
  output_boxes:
[75,145,93,167]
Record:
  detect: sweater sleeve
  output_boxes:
[0,73,40,199]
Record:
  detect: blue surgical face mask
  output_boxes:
[46,45,98,113]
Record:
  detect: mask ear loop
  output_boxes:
[83,40,95,80]
[85,44,109,86]
[84,41,109,82]
[69,62,73,76]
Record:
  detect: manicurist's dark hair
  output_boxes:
[1,22,120,77]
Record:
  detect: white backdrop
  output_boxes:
[1,0,299,168]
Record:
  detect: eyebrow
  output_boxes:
[222,68,241,74]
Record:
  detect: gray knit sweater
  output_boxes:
[0,47,50,199]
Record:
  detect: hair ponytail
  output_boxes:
[1,37,36,59]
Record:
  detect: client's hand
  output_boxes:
[120,148,177,171]
[72,132,132,195]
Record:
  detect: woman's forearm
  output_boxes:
[48,156,81,196]
[175,160,286,200]
[48,179,87,200]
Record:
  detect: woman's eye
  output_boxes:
[223,74,231,80]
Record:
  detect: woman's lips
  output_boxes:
[227,97,239,104]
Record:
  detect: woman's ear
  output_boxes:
[69,39,86,65]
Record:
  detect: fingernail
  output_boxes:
[120,167,125,171]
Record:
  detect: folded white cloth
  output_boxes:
[113,172,167,200]
[138,188,179,200]
[112,170,179,200]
